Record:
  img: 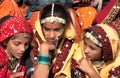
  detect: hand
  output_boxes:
[40,42,56,54]
[76,58,100,78]
[76,58,94,75]
[10,72,24,78]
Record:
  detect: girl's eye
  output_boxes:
[43,26,50,31]
[55,28,61,32]
[90,46,96,50]
[14,42,20,46]
[44,28,50,31]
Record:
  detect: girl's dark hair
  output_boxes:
[40,3,69,25]
[0,15,13,25]
[84,29,104,60]
[84,29,101,48]
[0,15,13,48]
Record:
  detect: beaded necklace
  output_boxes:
[6,50,20,72]
[51,38,74,75]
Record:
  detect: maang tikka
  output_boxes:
[41,3,66,24]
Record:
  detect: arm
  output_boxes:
[77,58,101,78]
[33,42,55,78]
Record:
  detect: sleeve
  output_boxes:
[109,65,120,77]
[25,55,34,78]
[0,49,8,67]
[23,46,34,78]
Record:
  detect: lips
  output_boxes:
[85,55,91,60]
[48,39,56,44]
[17,53,24,58]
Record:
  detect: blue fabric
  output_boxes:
[24,0,72,19]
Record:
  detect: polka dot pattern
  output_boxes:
[0,17,32,42]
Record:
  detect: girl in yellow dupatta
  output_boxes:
[26,3,82,78]
[72,23,120,78]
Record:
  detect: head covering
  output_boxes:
[110,17,120,38]
[85,24,119,62]
[0,16,32,42]
[76,6,98,30]
[35,3,76,42]
[0,0,24,19]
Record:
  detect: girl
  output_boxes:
[0,16,33,78]
[26,3,82,78]
[73,24,120,78]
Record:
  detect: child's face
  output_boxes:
[42,22,65,45]
[83,37,102,61]
[6,33,32,59]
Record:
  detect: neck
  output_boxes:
[5,49,17,61]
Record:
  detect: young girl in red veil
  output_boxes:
[0,16,33,78]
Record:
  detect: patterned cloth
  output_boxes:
[0,16,32,42]
[0,46,26,78]
[76,24,120,78]
[0,0,25,19]
[0,16,32,78]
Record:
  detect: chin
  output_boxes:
[16,56,22,59]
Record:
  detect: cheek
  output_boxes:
[42,30,49,37]
[7,43,17,55]
[92,50,101,59]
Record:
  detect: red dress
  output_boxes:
[0,46,26,78]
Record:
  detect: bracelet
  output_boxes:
[37,53,50,65]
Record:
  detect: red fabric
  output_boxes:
[0,17,32,42]
[93,0,118,24]
[0,46,26,78]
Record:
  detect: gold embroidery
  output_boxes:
[103,2,120,24]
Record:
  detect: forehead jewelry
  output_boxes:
[41,3,66,24]
[85,31,102,47]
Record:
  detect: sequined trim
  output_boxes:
[103,1,120,24]
[109,65,120,77]
[52,38,73,74]
[89,26,113,62]
[71,58,86,78]
[30,31,43,66]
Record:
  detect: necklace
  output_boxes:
[92,60,104,71]
[5,49,20,72]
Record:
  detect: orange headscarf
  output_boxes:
[0,0,25,19]
[76,6,98,30]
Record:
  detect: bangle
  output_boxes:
[37,53,50,65]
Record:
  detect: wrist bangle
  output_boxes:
[39,53,50,57]
[37,53,50,65]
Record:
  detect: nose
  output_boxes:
[49,31,55,38]
[20,45,26,52]
[84,46,90,54]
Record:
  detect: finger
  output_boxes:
[11,72,24,78]
[76,58,83,65]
